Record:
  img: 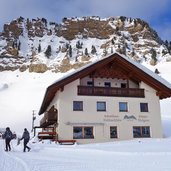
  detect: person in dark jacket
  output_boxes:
[20,128,31,152]
[3,127,13,151]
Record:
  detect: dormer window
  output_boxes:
[87,81,93,86]
[121,83,127,88]
[104,82,111,87]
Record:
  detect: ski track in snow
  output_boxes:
[0,141,29,171]
[1,140,171,171]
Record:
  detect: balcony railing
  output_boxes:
[40,111,57,127]
[78,85,145,98]
[38,131,57,140]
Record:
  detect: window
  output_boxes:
[121,83,127,88]
[73,127,82,139]
[119,102,128,112]
[133,126,150,138]
[87,81,93,86]
[140,103,148,112]
[73,101,83,111]
[97,101,106,111]
[110,126,118,138]
[104,82,111,87]
[73,127,94,139]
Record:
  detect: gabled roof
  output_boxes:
[38,53,171,115]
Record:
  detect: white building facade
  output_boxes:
[39,53,171,144]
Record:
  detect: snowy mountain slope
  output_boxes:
[0,16,171,72]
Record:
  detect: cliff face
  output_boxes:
[0,16,170,73]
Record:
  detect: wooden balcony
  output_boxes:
[40,111,57,127]
[38,131,57,140]
[78,85,145,98]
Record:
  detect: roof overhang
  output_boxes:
[38,53,171,115]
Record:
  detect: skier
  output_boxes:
[20,128,31,152]
[3,127,13,151]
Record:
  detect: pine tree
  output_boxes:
[38,44,41,53]
[169,41,171,48]
[162,49,167,56]
[150,48,157,64]
[121,46,126,55]
[131,49,135,57]
[165,40,168,48]
[12,40,18,49]
[103,48,107,56]
[129,18,132,23]
[111,47,113,54]
[155,68,160,74]
[91,45,96,54]
[85,48,88,56]
[66,43,69,49]
[111,39,115,45]
[169,41,171,54]
[41,18,47,27]
[134,19,137,27]
[69,45,72,57]
[45,45,51,58]
[120,16,126,22]
[18,41,21,50]
[12,41,15,49]
[76,41,82,49]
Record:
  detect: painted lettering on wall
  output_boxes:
[103,115,122,122]
[138,115,149,122]
[103,114,150,123]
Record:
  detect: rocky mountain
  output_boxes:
[0,16,171,73]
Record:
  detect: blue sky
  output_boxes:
[0,0,171,40]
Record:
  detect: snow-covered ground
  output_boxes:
[0,60,171,171]
[0,137,171,171]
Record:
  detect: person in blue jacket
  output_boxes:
[3,127,13,151]
[20,128,31,152]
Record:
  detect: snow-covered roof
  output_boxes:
[119,53,171,89]
[50,52,171,89]
[39,53,171,115]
